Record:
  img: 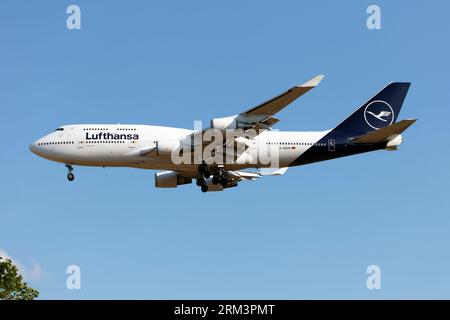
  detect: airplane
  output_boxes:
[29,75,416,192]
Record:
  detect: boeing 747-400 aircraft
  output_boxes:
[30,76,416,192]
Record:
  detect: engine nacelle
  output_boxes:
[385,134,403,150]
[210,115,254,130]
[156,139,180,157]
[155,171,192,188]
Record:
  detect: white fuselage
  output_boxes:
[29,124,330,177]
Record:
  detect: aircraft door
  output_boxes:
[328,139,335,152]
[77,139,84,149]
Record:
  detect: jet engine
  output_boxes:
[154,171,192,188]
[210,115,254,130]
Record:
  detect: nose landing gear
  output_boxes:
[66,164,75,181]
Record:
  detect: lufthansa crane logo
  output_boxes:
[364,100,394,129]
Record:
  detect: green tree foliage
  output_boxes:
[0,256,39,300]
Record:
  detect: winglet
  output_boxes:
[301,75,325,88]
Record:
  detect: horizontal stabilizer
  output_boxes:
[351,119,417,144]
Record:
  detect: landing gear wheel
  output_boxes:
[201,185,208,193]
[196,178,205,186]
[212,176,220,185]
[199,162,207,174]
[199,161,211,179]
[219,176,227,186]
[65,164,75,182]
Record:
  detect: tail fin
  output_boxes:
[333,82,411,134]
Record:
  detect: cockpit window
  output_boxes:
[54,128,64,131]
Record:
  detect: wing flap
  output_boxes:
[258,167,289,176]
[228,170,261,181]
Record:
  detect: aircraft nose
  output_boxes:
[29,140,39,155]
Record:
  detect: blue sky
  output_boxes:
[0,0,449,299]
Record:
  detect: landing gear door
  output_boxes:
[328,139,335,152]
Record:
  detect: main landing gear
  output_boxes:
[197,162,209,192]
[198,162,210,179]
[196,162,228,192]
[196,176,208,193]
[211,168,227,186]
[66,164,75,181]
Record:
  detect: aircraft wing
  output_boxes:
[242,74,324,118]
[178,75,324,157]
